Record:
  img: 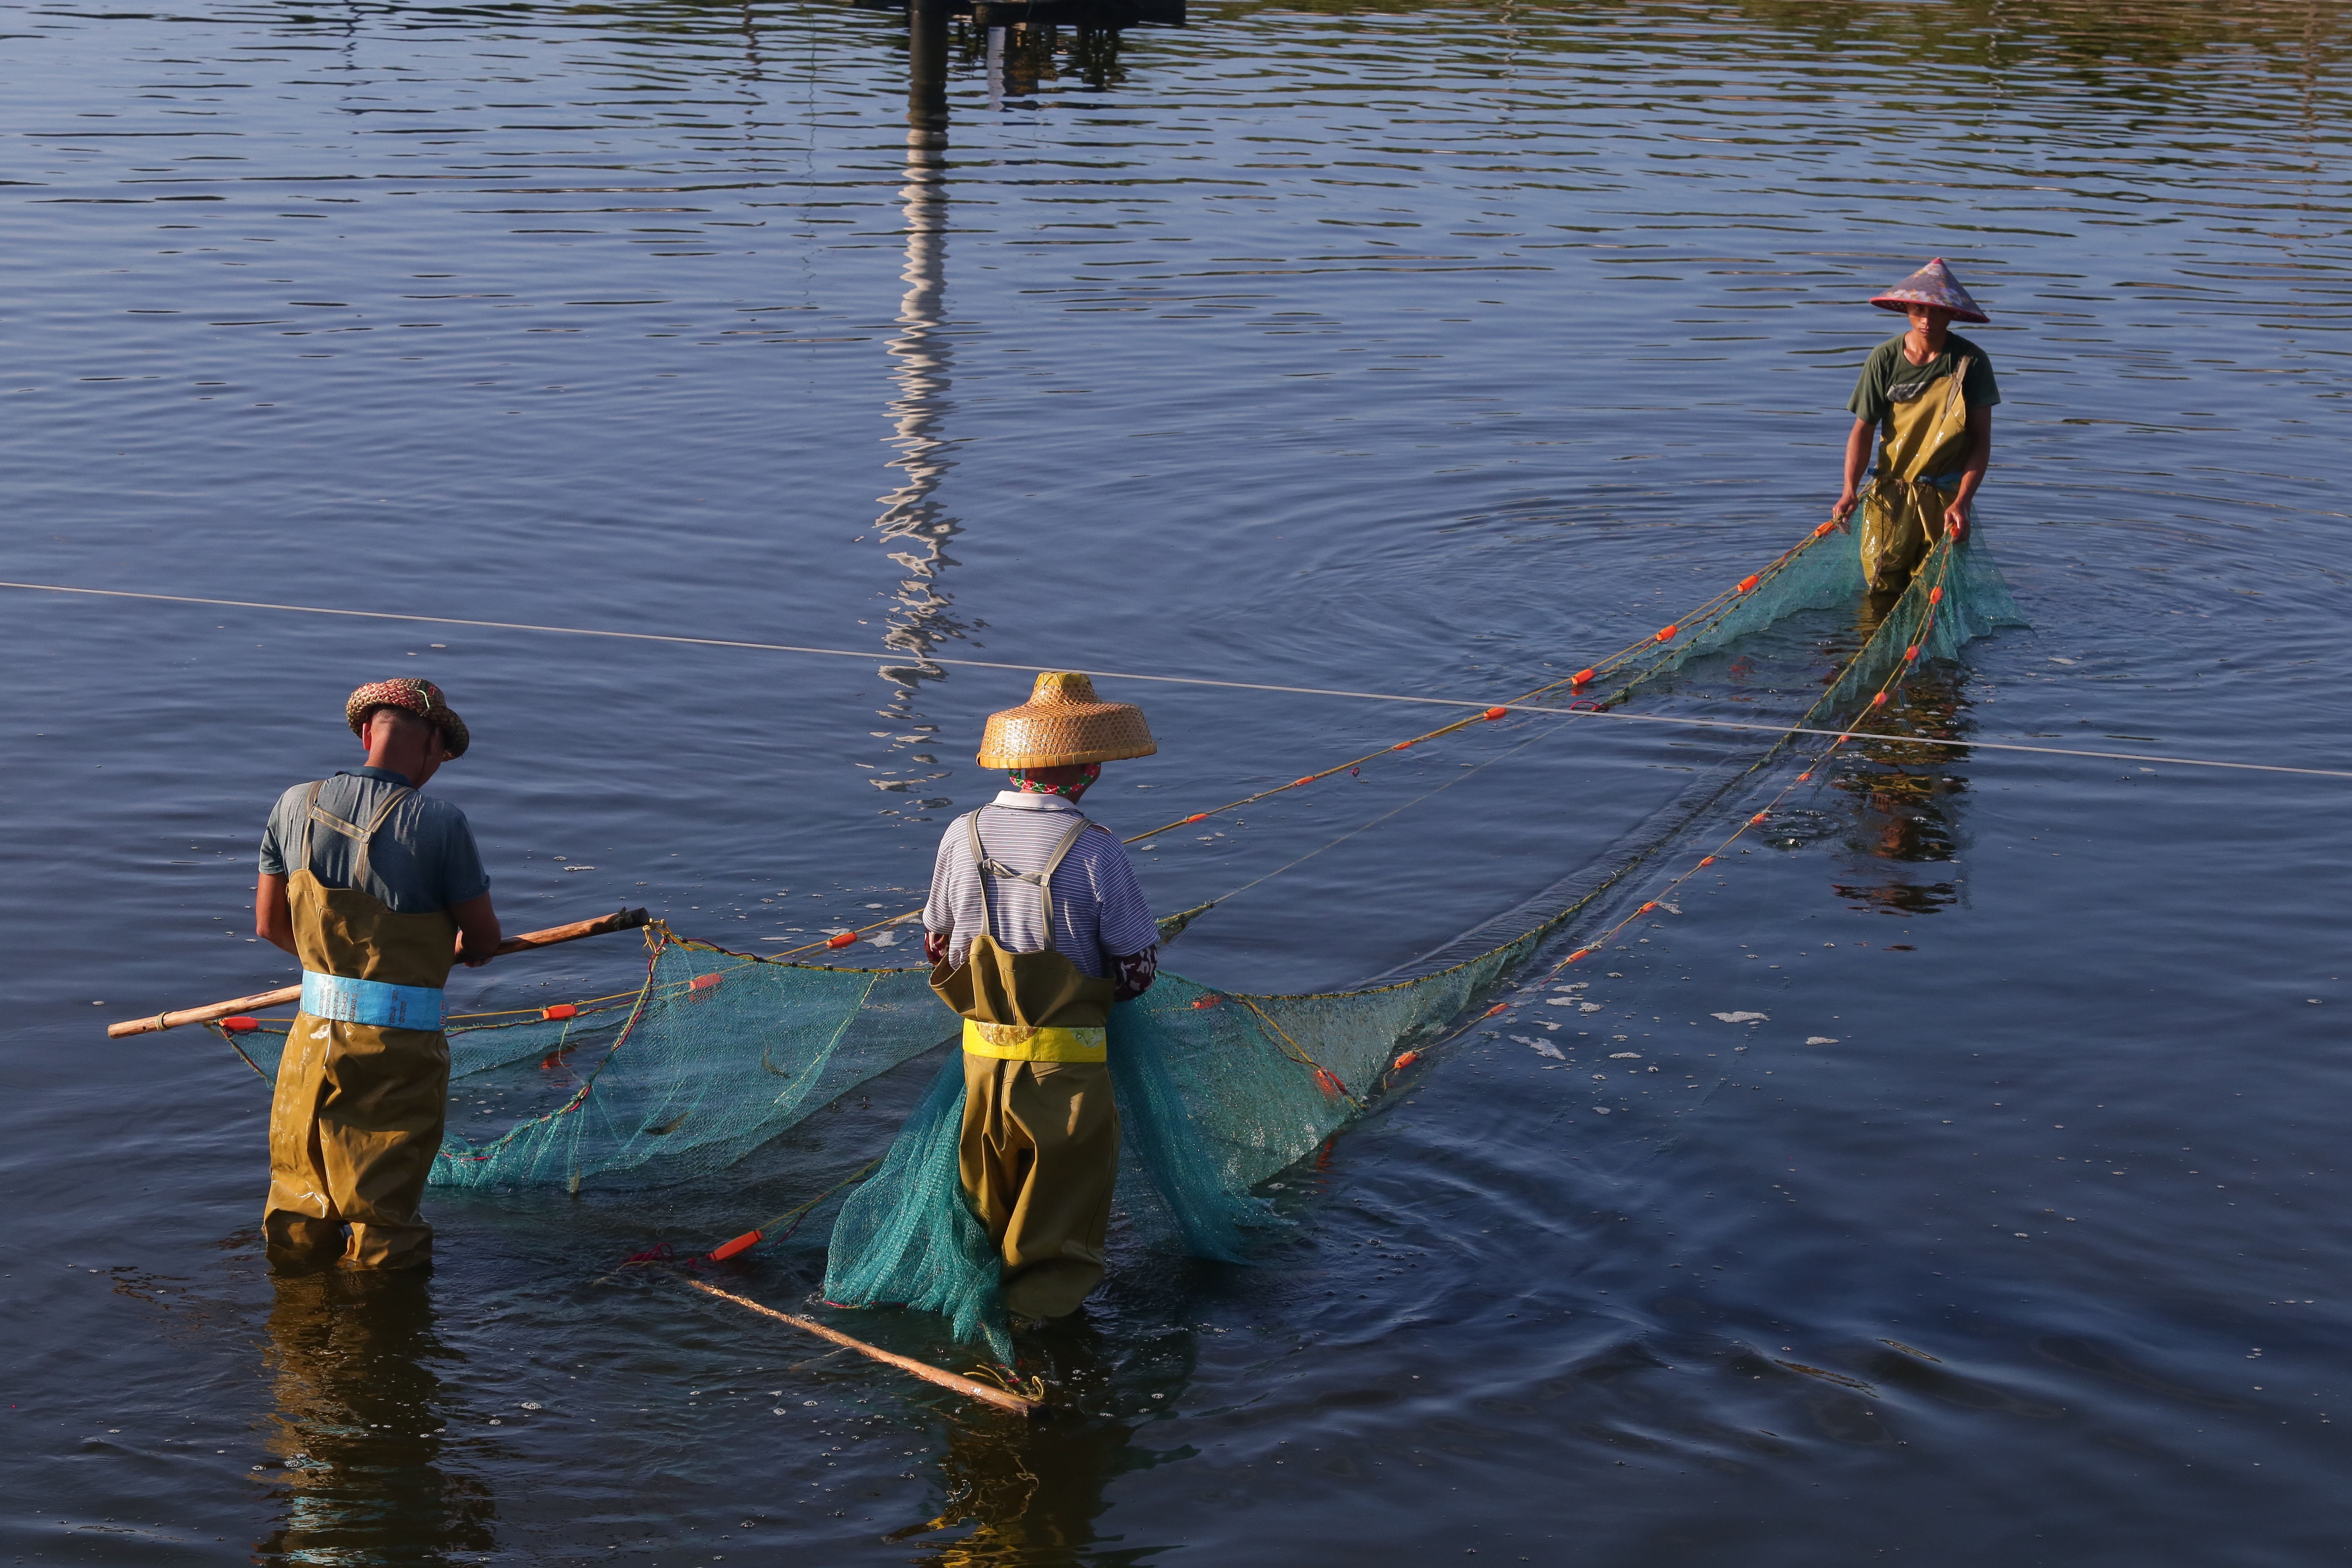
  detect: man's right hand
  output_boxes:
[450,892,501,969]
[1829,491,1859,533]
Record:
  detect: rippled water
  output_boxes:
[5,1,2350,1561]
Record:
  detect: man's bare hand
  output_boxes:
[450,891,501,970]
[1830,491,1859,533]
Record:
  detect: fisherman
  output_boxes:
[254,678,500,1271]
[925,671,1160,1323]
[1829,257,2001,593]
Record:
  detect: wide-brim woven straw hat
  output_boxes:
[346,677,470,759]
[1869,257,1989,325]
[977,671,1155,769]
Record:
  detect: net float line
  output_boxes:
[3,569,2340,782]
[1542,528,1971,984]
[706,1155,887,1262]
[728,523,1853,962]
[1399,529,1966,1066]
[1121,518,1843,844]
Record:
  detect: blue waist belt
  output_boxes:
[300,971,446,1032]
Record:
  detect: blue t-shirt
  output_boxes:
[259,766,490,915]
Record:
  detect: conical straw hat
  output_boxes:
[977,672,1156,769]
[1869,257,1989,325]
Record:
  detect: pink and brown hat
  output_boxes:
[346,677,470,759]
[1870,257,1989,325]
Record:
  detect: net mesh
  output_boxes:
[213,525,2025,1359]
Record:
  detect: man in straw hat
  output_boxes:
[923,671,1161,1322]
[252,678,502,1271]
[1830,257,2002,594]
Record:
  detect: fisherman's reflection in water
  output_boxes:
[890,1320,1191,1566]
[255,1268,493,1563]
[1829,592,1971,914]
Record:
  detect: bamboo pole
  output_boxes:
[684,1280,1046,1419]
[105,907,652,1039]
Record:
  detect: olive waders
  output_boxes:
[264,782,459,1271]
[930,812,1121,1320]
[1860,352,1976,593]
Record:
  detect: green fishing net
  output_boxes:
[213,526,2024,1358]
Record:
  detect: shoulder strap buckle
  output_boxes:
[966,808,1093,935]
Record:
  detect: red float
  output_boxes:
[708,1229,763,1262]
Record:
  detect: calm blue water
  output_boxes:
[4,1,2350,1562]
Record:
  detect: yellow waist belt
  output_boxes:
[961,1019,1107,1063]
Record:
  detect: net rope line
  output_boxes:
[790,550,1985,1298]
[702,525,1850,962]
[1180,724,1566,919]
[192,639,1850,1190]
[1539,527,1968,982]
[1390,524,1976,1071]
[206,710,1543,1083]
[10,574,2337,781]
[188,530,1999,1283]
[1122,521,1841,842]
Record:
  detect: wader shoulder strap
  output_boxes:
[302,780,414,888]
[295,780,325,877]
[1944,356,1973,431]
[966,810,1093,938]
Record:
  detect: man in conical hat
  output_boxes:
[1830,257,2002,593]
[922,671,1161,1322]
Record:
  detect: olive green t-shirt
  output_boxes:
[1846,332,2001,426]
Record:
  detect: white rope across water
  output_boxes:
[6,578,2348,782]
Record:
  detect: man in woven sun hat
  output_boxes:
[252,677,502,1271]
[923,671,1160,1322]
[1830,257,2002,593]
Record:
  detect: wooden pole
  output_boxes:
[684,1279,1045,1419]
[105,907,652,1039]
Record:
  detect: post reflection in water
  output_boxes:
[867,0,965,815]
[1827,594,1974,916]
[254,1271,492,1563]
[870,12,1185,1556]
[862,0,1158,812]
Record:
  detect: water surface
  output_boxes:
[3,1,2349,1562]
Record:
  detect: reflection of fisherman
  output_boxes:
[1829,258,2001,592]
[254,680,501,1271]
[924,672,1160,1322]
[258,1271,493,1559]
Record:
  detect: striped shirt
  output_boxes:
[924,792,1156,979]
